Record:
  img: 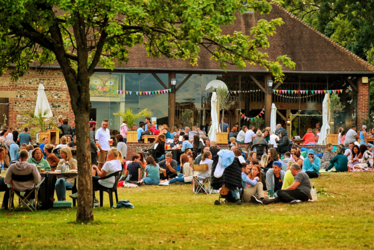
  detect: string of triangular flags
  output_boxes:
[211,87,261,94]
[240,107,265,121]
[274,93,317,99]
[274,89,343,94]
[92,85,172,95]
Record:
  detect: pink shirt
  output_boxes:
[120,123,129,139]
[302,132,316,145]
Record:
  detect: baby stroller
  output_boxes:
[211,155,243,205]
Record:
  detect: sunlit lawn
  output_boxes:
[0,172,373,249]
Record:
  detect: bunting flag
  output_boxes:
[92,86,172,96]
[240,107,265,121]
[275,89,343,95]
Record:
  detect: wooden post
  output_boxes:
[286,109,291,136]
[264,75,272,127]
[168,72,176,127]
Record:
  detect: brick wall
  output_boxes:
[357,79,369,128]
[0,68,75,137]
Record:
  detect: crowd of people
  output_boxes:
[1,117,373,209]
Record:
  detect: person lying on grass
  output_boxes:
[252,163,312,205]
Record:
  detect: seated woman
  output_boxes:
[327,148,348,172]
[150,120,160,135]
[192,134,203,155]
[248,151,257,162]
[140,156,161,185]
[264,148,279,173]
[352,145,374,170]
[56,136,68,149]
[252,130,268,148]
[321,143,335,169]
[154,134,166,161]
[302,128,316,145]
[169,154,193,184]
[242,164,264,203]
[281,161,296,190]
[228,127,238,141]
[348,145,360,170]
[198,151,213,179]
[27,148,51,171]
[262,129,270,143]
[160,124,173,139]
[44,144,60,171]
[292,149,303,167]
[302,149,320,178]
[55,147,78,201]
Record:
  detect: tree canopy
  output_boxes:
[0,0,295,222]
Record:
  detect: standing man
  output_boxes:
[39,137,49,159]
[71,120,76,137]
[144,117,151,131]
[95,119,111,169]
[89,121,99,166]
[244,126,255,151]
[219,118,229,134]
[137,122,145,142]
[18,128,31,145]
[344,125,360,147]
[120,120,129,143]
[262,163,311,205]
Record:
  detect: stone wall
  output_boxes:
[0,68,75,133]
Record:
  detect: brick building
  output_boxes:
[0,3,373,137]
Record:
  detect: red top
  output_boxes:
[150,126,160,135]
[302,132,316,145]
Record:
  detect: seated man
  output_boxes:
[265,161,285,193]
[263,163,311,205]
[170,134,182,148]
[281,152,292,171]
[68,135,77,147]
[92,148,122,197]
[194,146,210,164]
[3,150,41,209]
[181,134,193,153]
[209,140,220,157]
[126,155,142,182]
[302,149,320,178]
[158,153,178,180]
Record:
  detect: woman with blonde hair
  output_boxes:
[161,124,173,139]
[260,154,269,170]
[302,128,316,145]
[55,147,78,201]
[56,136,68,149]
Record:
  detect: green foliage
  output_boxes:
[21,113,61,136]
[329,93,345,118]
[250,117,265,129]
[0,0,294,83]
[180,110,193,128]
[113,108,152,131]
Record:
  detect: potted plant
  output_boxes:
[113,108,152,143]
[21,112,61,143]
[216,87,235,143]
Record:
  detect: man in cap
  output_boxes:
[266,161,285,193]
[170,133,182,148]
[302,149,320,178]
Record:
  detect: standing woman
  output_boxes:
[338,127,344,145]
[120,120,129,143]
[340,130,346,146]
[55,147,78,201]
[154,134,166,161]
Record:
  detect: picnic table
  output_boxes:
[292,139,304,146]
[39,171,78,210]
[143,135,157,143]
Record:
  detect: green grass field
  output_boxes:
[0,172,373,250]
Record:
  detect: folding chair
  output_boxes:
[192,164,212,194]
[8,174,45,212]
[251,144,268,159]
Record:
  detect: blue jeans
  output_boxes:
[124,138,127,143]
[169,177,185,184]
[9,144,19,161]
[156,155,165,161]
[55,178,74,201]
[143,177,160,185]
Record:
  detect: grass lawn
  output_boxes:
[0,172,374,249]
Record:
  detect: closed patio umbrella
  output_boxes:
[208,92,220,141]
[34,84,53,118]
[318,94,330,145]
[270,103,277,133]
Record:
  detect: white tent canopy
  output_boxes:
[208,92,220,141]
[34,84,53,118]
[270,103,277,133]
[318,93,330,145]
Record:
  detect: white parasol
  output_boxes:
[318,94,330,145]
[205,80,228,90]
[270,103,277,133]
[208,92,220,141]
[34,84,53,118]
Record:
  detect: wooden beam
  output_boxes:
[264,75,272,127]
[344,77,358,92]
[168,72,176,126]
[175,74,192,92]
[249,75,266,93]
[152,73,168,89]
[274,76,288,90]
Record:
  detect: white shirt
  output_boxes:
[99,160,122,188]
[338,133,341,145]
[269,134,279,148]
[344,148,352,158]
[244,130,255,143]
[95,127,111,151]
[237,130,246,142]
[345,129,357,144]
[56,144,68,150]
[198,159,213,179]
